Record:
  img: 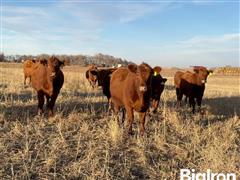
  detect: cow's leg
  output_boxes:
[196,96,202,112]
[113,104,122,125]
[24,75,28,87]
[138,112,146,135]
[176,88,179,97]
[177,89,183,107]
[189,96,195,113]
[37,91,45,116]
[103,85,112,114]
[184,95,188,104]
[121,108,125,124]
[90,81,94,89]
[126,107,134,135]
[107,98,113,115]
[29,76,31,85]
[150,99,159,113]
[24,75,26,86]
[47,91,59,117]
[46,94,50,107]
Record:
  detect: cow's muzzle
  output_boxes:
[51,72,56,77]
[139,86,147,92]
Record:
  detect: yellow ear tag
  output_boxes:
[209,72,213,76]
[154,71,158,76]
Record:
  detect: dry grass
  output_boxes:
[0,64,239,179]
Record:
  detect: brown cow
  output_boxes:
[150,66,167,113]
[174,71,189,104]
[110,63,153,135]
[174,66,213,113]
[85,65,98,89]
[29,56,65,116]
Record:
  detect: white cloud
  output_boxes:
[145,33,239,67]
[2,2,171,55]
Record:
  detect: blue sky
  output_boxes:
[1,0,239,67]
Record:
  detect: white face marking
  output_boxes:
[51,72,56,77]
[201,80,206,83]
[139,86,147,92]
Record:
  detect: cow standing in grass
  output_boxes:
[27,56,66,116]
[174,66,213,113]
[110,63,153,135]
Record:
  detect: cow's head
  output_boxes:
[128,63,153,109]
[38,58,47,65]
[48,56,65,78]
[193,66,212,84]
[89,69,99,86]
[153,66,162,76]
[87,65,99,87]
[90,68,114,87]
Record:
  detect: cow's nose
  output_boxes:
[139,86,147,92]
[51,72,56,77]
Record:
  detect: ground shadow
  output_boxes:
[0,90,103,103]
[61,89,103,98]
[162,95,239,117]
[0,91,35,103]
[55,99,109,117]
[203,96,240,116]
[1,89,109,122]
[152,95,239,127]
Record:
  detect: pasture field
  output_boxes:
[0,63,239,179]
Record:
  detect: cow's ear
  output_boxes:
[153,66,162,76]
[163,78,167,82]
[208,70,213,75]
[194,69,199,73]
[109,68,117,73]
[63,59,70,66]
[128,64,138,73]
[58,60,64,68]
[40,59,47,65]
[90,70,98,76]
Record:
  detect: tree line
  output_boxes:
[0,53,131,67]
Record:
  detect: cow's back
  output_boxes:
[181,71,198,84]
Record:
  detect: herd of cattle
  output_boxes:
[23,56,213,135]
